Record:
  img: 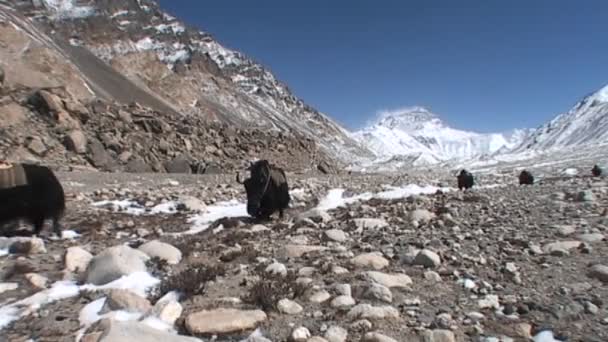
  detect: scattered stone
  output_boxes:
[409,209,435,224]
[478,295,500,310]
[177,196,207,212]
[362,332,399,342]
[351,252,390,270]
[335,284,352,297]
[85,245,149,285]
[185,308,267,334]
[25,273,48,289]
[98,319,199,342]
[544,241,582,255]
[353,218,389,231]
[413,249,442,268]
[576,190,595,202]
[107,289,152,313]
[291,326,311,341]
[324,326,348,342]
[555,225,576,237]
[422,329,456,342]
[309,290,331,303]
[282,244,327,258]
[150,299,183,325]
[64,130,88,154]
[424,271,442,282]
[324,229,348,242]
[138,240,182,265]
[65,246,93,273]
[277,298,303,314]
[0,283,18,294]
[331,295,356,308]
[265,262,288,276]
[365,271,413,288]
[588,264,608,282]
[576,233,605,243]
[364,283,393,303]
[347,304,400,320]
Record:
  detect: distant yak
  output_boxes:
[592,165,603,177]
[0,162,65,236]
[457,169,474,190]
[237,160,290,220]
[519,170,534,185]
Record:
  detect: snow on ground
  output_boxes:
[91,199,179,215]
[534,330,563,342]
[41,0,95,19]
[0,272,159,330]
[183,200,246,235]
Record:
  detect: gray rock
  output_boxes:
[277,298,303,314]
[422,329,456,342]
[588,264,608,282]
[297,209,332,223]
[351,252,390,270]
[138,240,182,265]
[409,209,435,224]
[362,332,399,342]
[324,229,347,242]
[27,137,47,156]
[149,298,183,325]
[331,295,356,308]
[478,295,500,309]
[64,130,87,154]
[65,246,93,273]
[555,225,576,237]
[576,233,605,243]
[364,283,393,303]
[126,158,153,173]
[291,327,311,341]
[107,289,152,312]
[265,262,287,276]
[98,320,200,342]
[413,249,442,268]
[85,245,149,285]
[365,271,413,288]
[0,282,18,294]
[346,304,400,320]
[353,218,389,231]
[185,308,267,334]
[335,284,352,297]
[544,240,582,255]
[164,157,192,174]
[309,290,331,303]
[576,190,595,202]
[25,273,48,289]
[324,325,348,342]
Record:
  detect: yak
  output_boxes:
[0,162,65,236]
[592,165,603,177]
[457,169,474,190]
[236,160,290,220]
[519,170,534,185]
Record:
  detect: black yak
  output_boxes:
[457,169,474,190]
[519,170,534,185]
[592,165,602,177]
[236,160,290,220]
[0,162,65,236]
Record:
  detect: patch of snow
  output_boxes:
[69,38,82,46]
[78,297,106,326]
[135,37,163,51]
[534,330,563,342]
[563,168,579,176]
[155,22,185,35]
[92,200,179,216]
[41,0,95,20]
[110,10,130,18]
[141,316,175,332]
[0,249,8,257]
[118,20,131,26]
[183,200,246,235]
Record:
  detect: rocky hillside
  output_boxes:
[3,0,371,168]
[514,84,608,152]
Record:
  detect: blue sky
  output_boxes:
[159,0,608,132]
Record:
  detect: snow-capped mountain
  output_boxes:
[7,0,371,162]
[514,84,608,151]
[353,107,528,163]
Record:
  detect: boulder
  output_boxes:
[164,157,192,173]
[98,320,200,342]
[64,246,93,273]
[64,130,88,154]
[85,245,149,285]
[185,308,267,334]
[107,289,152,312]
[138,240,182,265]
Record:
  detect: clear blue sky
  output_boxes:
[158,0,608,132]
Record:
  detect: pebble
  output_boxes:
[291,327,311,341]
[335,284,352,297]
[265,262,288,276]
[347,304,400,320]
[478,295,500,310]
[422,329,456,342]
[277,298,304,314]
[588,264,608,282]
[362,332,399,342]
[324,326,347,342]
[351,252,390,269]
[309,290,331,303]
[64,246,93,273]
[25,273,48,290]
[324,229,348,242]
[330,295,356,308]
[364,283,393,303]
[185,308,267,334]
[413,249,442,268]
[365,271,413,288]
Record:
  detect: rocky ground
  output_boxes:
[1,168,608,342]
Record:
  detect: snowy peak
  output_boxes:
[514,83,608,151]
[354,107,528,163]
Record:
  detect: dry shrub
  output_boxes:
[154,264,226,301]
[244,269,309,311]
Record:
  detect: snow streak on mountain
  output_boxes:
[353,107,528,165]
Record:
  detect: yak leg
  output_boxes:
[32,215,45,236]
[279,209,284,219]
[52,216,63,237]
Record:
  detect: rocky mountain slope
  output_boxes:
[353,107,528,165]
[0,0,371,173]
[514,84,608,152]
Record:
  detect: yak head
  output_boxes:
[458,169,469,178]
[237,160,272,217]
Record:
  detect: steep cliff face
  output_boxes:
[9,0,371,163]
[0,1,342,173]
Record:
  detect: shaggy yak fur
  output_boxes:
[519,170,534,185]
[457,169,474,190]
[592,165,603,177]
[0,163,65,236]
[237,160,290,220]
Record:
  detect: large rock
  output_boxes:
[185,308,267,334]
[98,319,200,342]
[364,271,413,288]
[138,240,182,265]
[543,240,582,255]
[164,157,192,174]
[351,252,390,270]
[413,249,441,268]
[149,299,183,326]
[422,329,456,342]
[107,289,152,312]
[85,245,149,285]
[588,264,608,282]
[65,246,93,273]
[277,298,303,314]
[346,304,400,320]
[27,137,47,156]
[64,130,88,154]
[126,158,153,173]
[87,138,116,171]
[28,90,64,117]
